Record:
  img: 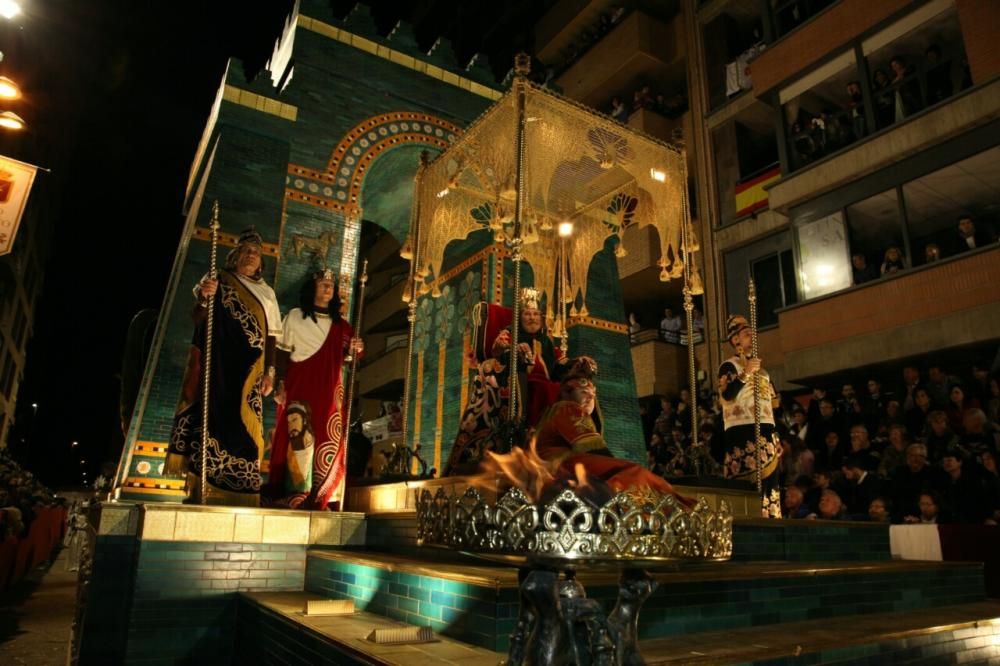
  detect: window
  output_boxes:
[845,189,906,281]
[702,0,766,110]
[862,0,970,132]
[1,352,14,398]
[12,305,26,350]
[751,250,797,328]
[902,145,1000,265]
[796,212,851,299]
[724,231,797,328]
[780,51,864,171]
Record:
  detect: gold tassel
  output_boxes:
[399,236,413,260]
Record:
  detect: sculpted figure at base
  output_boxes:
[718,314,781,517]
[165,228,282,506]
[267,269,362,509]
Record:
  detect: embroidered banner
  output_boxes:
[0,155,38,256]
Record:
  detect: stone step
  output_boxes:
[366,514,892,563]
[236,591,1000,665]
[304,549,986,653]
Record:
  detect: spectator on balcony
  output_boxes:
[851,253,878,285]
[871,68,895,129]
[878,424,910,479]
[790,120,817,165]
[959,409,999,458]
[941,446,993,524]
[610,97,629,124]
[816,429,845,473]
[788,404,808,443]
[838,383,863,422]
[987,376,1000,425]
[848,423,880,471]
[783,485,811,519]
[981,451,1000,524]
[946,384,980,434]
[659,307,682,341]
[900,365,922,411]
[863,379,888,430]
[925,411,959,462]
[880,246,906,275]
[692,307,705,334]
[953,215,993,254]
[841,456,881,519]
[924,44,953,106]
[845,80,866,140]
[970,363,992,405]
[905,388,933,439]
[890,55,922,121]
[927,365,959,408]
[891,443,948,522]
[924,243,942,264]
[904,491,947,524]
[812,489,849,521]
[628,312,641,343]
[655,397,680,435]
[868,496,891,523]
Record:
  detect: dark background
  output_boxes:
[3,0,550,487]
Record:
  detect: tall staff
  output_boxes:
[338,259,368,511]
[200,201,221,504]
[748,278,762,496]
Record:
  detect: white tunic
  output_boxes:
[194,272,282,337]
[280,308,336,363]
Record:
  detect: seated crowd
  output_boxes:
[0,448,60,540]
[642,359,1000,525]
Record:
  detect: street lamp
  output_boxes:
[0,76,19,99]
[0,1,21,20]
[0,110,25,130]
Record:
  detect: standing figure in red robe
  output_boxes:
[268,269,362,509]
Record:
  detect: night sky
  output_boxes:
[6,1,546,487]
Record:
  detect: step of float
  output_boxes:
[366,514,892,562]
[236,591,1000,665]
[304,549,985,653]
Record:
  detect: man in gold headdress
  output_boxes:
[166,227,283,506]
[718,314,781,517]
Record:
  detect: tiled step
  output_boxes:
[304,549,986,653]
[642,601,1000,665]
[366,515,892,562]
[236,591,502,665]
[236,591,1000,665]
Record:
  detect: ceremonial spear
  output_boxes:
[337,259,369,511]
[200,201,221,504]
[748,279,762,498]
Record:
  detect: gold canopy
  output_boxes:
[411,79,695,322]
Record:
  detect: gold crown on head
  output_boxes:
[312,267,335,281]
[520,287,541,311]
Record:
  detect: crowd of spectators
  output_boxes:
[641,358,1000,525]
[548,7,629,80]
[609,87,688,124]
[851,215,996,288]
[790,44,972,168]
[0,448,60,540]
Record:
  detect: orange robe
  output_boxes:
[534,400,694,506]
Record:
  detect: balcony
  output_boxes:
[631,333,688,398]
[535,0,623,66]
[364,278,407,333]
[358,346,407,399]
[777,246,1000,384]
[769,78,1000,213]
[555,10,687,109]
